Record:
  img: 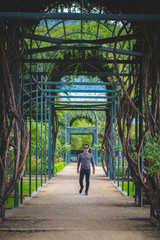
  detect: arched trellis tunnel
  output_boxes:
[0,2,160,228]
[65,111,98,164]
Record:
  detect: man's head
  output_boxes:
[83,144,89,153]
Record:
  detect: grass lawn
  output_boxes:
[119,181,135,197]
[5,162,66,208]
[5,181,43,208]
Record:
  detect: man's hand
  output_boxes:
[77,169,80,174]
[93,170,95,174]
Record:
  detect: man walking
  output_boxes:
[77,144,95,195]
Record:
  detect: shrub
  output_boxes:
[116,166,128,178]
[54,162,66,174]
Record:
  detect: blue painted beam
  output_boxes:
[24,99,110,105]
[24,59,135,64]
[27,45,143,56]
[52,103,110,106]
[26,72,129,77]
[37,81,120,85]
[52,101,111,103]
[24,33,137,45]
[23,81,119,87]
[46,95,115,99]
[54,108,109,111]
[68,127,97,130]
[43,89,117,93]
[54,105,110,109]
[52,101,112,107]
[0,12,160,21]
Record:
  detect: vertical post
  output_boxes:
[48,101,52,180]
[44,87,47,183]
[117,88,121,187]
[41,82,43,186]
[29,74,32,197]
[35,77,38,191]
[127,166,130,196]
[94,132,98,166]
[21,63,24,204]
[107,110,111,178]
[14,162,19,208]
[110,102,113,180]
[93,134,95,164]
[65,111,69,164]
[14,48,20,208]
[127,59,132,197]
[52,106,55,177]
[122,151,124,191]
[138,74,144,207]
[29,39,32,197]
[68,133,71,163]
[114,93,117,184]
[94,112,98,165]
[135,112,138,202]
[121,105,125,192]
[65,128,68,164]
[96,132,98,166]
[117,132,120,186]
[9,151,13,178]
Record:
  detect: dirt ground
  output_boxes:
[0,163,159,240]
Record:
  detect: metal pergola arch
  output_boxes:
[65,111,98,164]
[21,13,139,207]
[1,10,156,220]
[23,13,135,71]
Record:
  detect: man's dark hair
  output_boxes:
[83,144,89,147]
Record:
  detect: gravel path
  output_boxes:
[0,163,159,240]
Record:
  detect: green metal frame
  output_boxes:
[0,12,160,21]
[65,111,98,165]
[1,9,153,215]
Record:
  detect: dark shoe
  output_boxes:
[79,186,83,194]
[85,191,88,196]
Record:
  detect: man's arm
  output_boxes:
[91,154,95,174]
[77,154,81,174]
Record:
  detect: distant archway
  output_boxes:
[65,111,98,164]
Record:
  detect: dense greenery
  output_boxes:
[119,182,135,198]
[54,162,66,174]
[141,132,160,176]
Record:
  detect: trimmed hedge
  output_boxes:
[54,162,66,174]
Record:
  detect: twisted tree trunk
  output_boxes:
[113,21,160,224]
[0,20,29,218]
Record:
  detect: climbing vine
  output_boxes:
[0,21,29,217]
[113,21,160,223]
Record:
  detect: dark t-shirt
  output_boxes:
[77,152,95,170]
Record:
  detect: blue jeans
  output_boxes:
[79,168,90,192]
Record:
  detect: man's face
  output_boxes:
[83,145,89,153]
